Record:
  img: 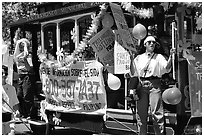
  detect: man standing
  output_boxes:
[129,35,175,134]
[13,38,35,119]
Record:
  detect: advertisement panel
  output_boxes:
[188,51,202,117]
[39,60,107,114]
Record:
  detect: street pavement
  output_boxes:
[13,122,100,135]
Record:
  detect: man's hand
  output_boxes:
[14,110,20,118]
[170,48,176,56]
[133,94,139,101]
[130,89,139,101]
[124,73,131,79]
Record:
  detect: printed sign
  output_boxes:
[26,2,103,22]
[188,51,202,117]
[110,3,137,53]
[39,60,107,114]
[89,28,115,66]
[114,30,130,74]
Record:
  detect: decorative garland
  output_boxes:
[121,2,154,19]
[39,2,155,66]
[178,2,202,8]
[37,2,202,66]
[71,3,108,58]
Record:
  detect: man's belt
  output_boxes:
[140,76,160,81]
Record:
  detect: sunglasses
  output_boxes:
[146,41,156,44]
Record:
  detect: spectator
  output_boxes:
[13,38,35,119]
[2,65,20,135]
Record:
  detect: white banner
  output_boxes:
[40,60,107,114]
[114,30,130,74]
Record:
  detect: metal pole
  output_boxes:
[124,77,127,110]
[2,98,33,133]
[106,114,138,134]
[171,21,176,80]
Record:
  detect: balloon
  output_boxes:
[132,23,147,40]
[162,87,182,105]
[107,73,121,90]
[102,13,114,28]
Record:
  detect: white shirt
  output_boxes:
[132,53,171,78]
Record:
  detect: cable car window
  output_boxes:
[59,19,75,55]
[78,15,92,42]
[43,23,57,59]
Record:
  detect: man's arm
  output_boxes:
[166,48,176,70]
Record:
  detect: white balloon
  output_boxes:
[107,73,121,90]
[132,23,147,40]
[102,13,114,28]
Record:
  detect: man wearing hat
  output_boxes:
[129,35,175,134]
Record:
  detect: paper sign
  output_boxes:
[114,30,130,74]
[110,3,137,53]
[89,28,115,66]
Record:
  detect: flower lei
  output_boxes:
[121,2,153,19]
[177,38,195,64]
[71,3,108,58]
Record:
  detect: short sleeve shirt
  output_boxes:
[133,53,171,78]
[2,84,19,112]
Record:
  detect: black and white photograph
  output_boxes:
[2,1,202,135]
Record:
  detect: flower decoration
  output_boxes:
[195,15,202,31]
[38,52,47,62]
[183,48,195,64]
[52,112,61,125]
[177,38,195,64]
[40,100,48,122]
[67,3,108,63]
[178,2,202,8]
[56,48,64,65]
[71,27,77,43]
[121,2,153,18]
[160,2,174,12]
[177,38,191,53]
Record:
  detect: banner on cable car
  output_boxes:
[89,28,115,67]
[188,51,202,117]
[114,30,130,74]
[39,60,107,114]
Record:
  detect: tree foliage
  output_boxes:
[2,2,40,43]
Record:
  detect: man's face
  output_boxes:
[144,40,156,52]
[19,43,24,52]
